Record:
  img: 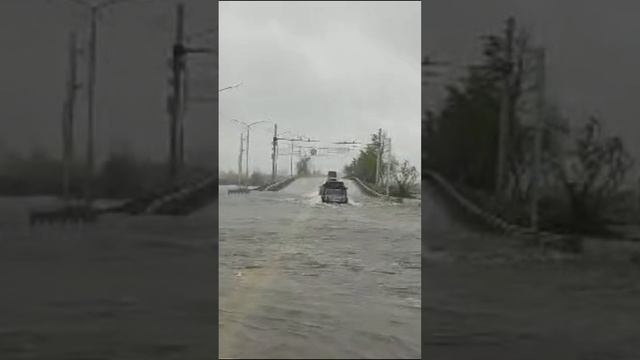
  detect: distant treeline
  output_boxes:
[343,131,419,198]
[0,149,212,199]
[218,170,283,187]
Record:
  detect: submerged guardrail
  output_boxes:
[345,177,384,198]
[263,176,298,191]
[422,169,588,252]
[143,175,217,215]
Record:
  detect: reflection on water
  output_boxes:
[219,178,421,359]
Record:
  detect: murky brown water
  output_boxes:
[219,177,421,359]
[0,196,217,359]
[422,183,640,360]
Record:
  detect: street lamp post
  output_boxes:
[231,119,268,183]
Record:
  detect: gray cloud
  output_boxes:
[0,0,217,167]
[219,1,421,175]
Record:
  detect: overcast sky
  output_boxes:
[3,1,640,181]
[0,0,217,167]
[219,1,421,175]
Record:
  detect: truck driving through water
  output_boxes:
[319,171,348,204]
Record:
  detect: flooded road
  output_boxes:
[219,177,421,359]
[422,183,640,360]
[0,196,218,359]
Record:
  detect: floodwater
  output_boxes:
[219,177,421,359]
[0,196,218,359]
[422,183,640,360]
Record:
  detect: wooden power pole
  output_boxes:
[271,124,278,182]
[62,31,80,202]
[84,7,98,205]
[386,137,391,196]
[376,128,383,185]
[290,141,294,176]
[178,56,188,169]
[168,3,185,184]
[245,127,250,181]
[238,133,244,186]
[167,3,214,181]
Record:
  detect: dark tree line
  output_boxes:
[423,16,635,233]
[219,170,274,187]
[343,132,418,197]
[424,17,540,194]
[343,132,384,184]
[0,149,210,199]
[555,117,634,229]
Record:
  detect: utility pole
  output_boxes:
[376,128,383,185]
[531,47,545,232]
[166,3,214,181]
[84,6,98,205]
[245,126,250,181]
[290,141,294,176]
[231,120,267,183]
[271,124,278,182]
[238,133,244,186]
[496,16,515,198]
[168,3,185,184]
[62,31,80,202]
[72,0,144,204]
[386,137,391,197]
[271,134,320,177]
[179,52,189,168]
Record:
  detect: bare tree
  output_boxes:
[556,117,634,227]
[394,160,418,197]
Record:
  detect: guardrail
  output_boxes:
[263,176,298,191]
[422,169,581,249]
[345,177,418,203]
[28,204,100,226]
[345,177,384,198]
[423,169,540,234]
[145,175,217,215]
[108,173,215,215]
[425,169,640,258]
[152,176,217,215]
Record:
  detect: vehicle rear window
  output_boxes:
[325,188,345,195]
[324,182,345,189]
